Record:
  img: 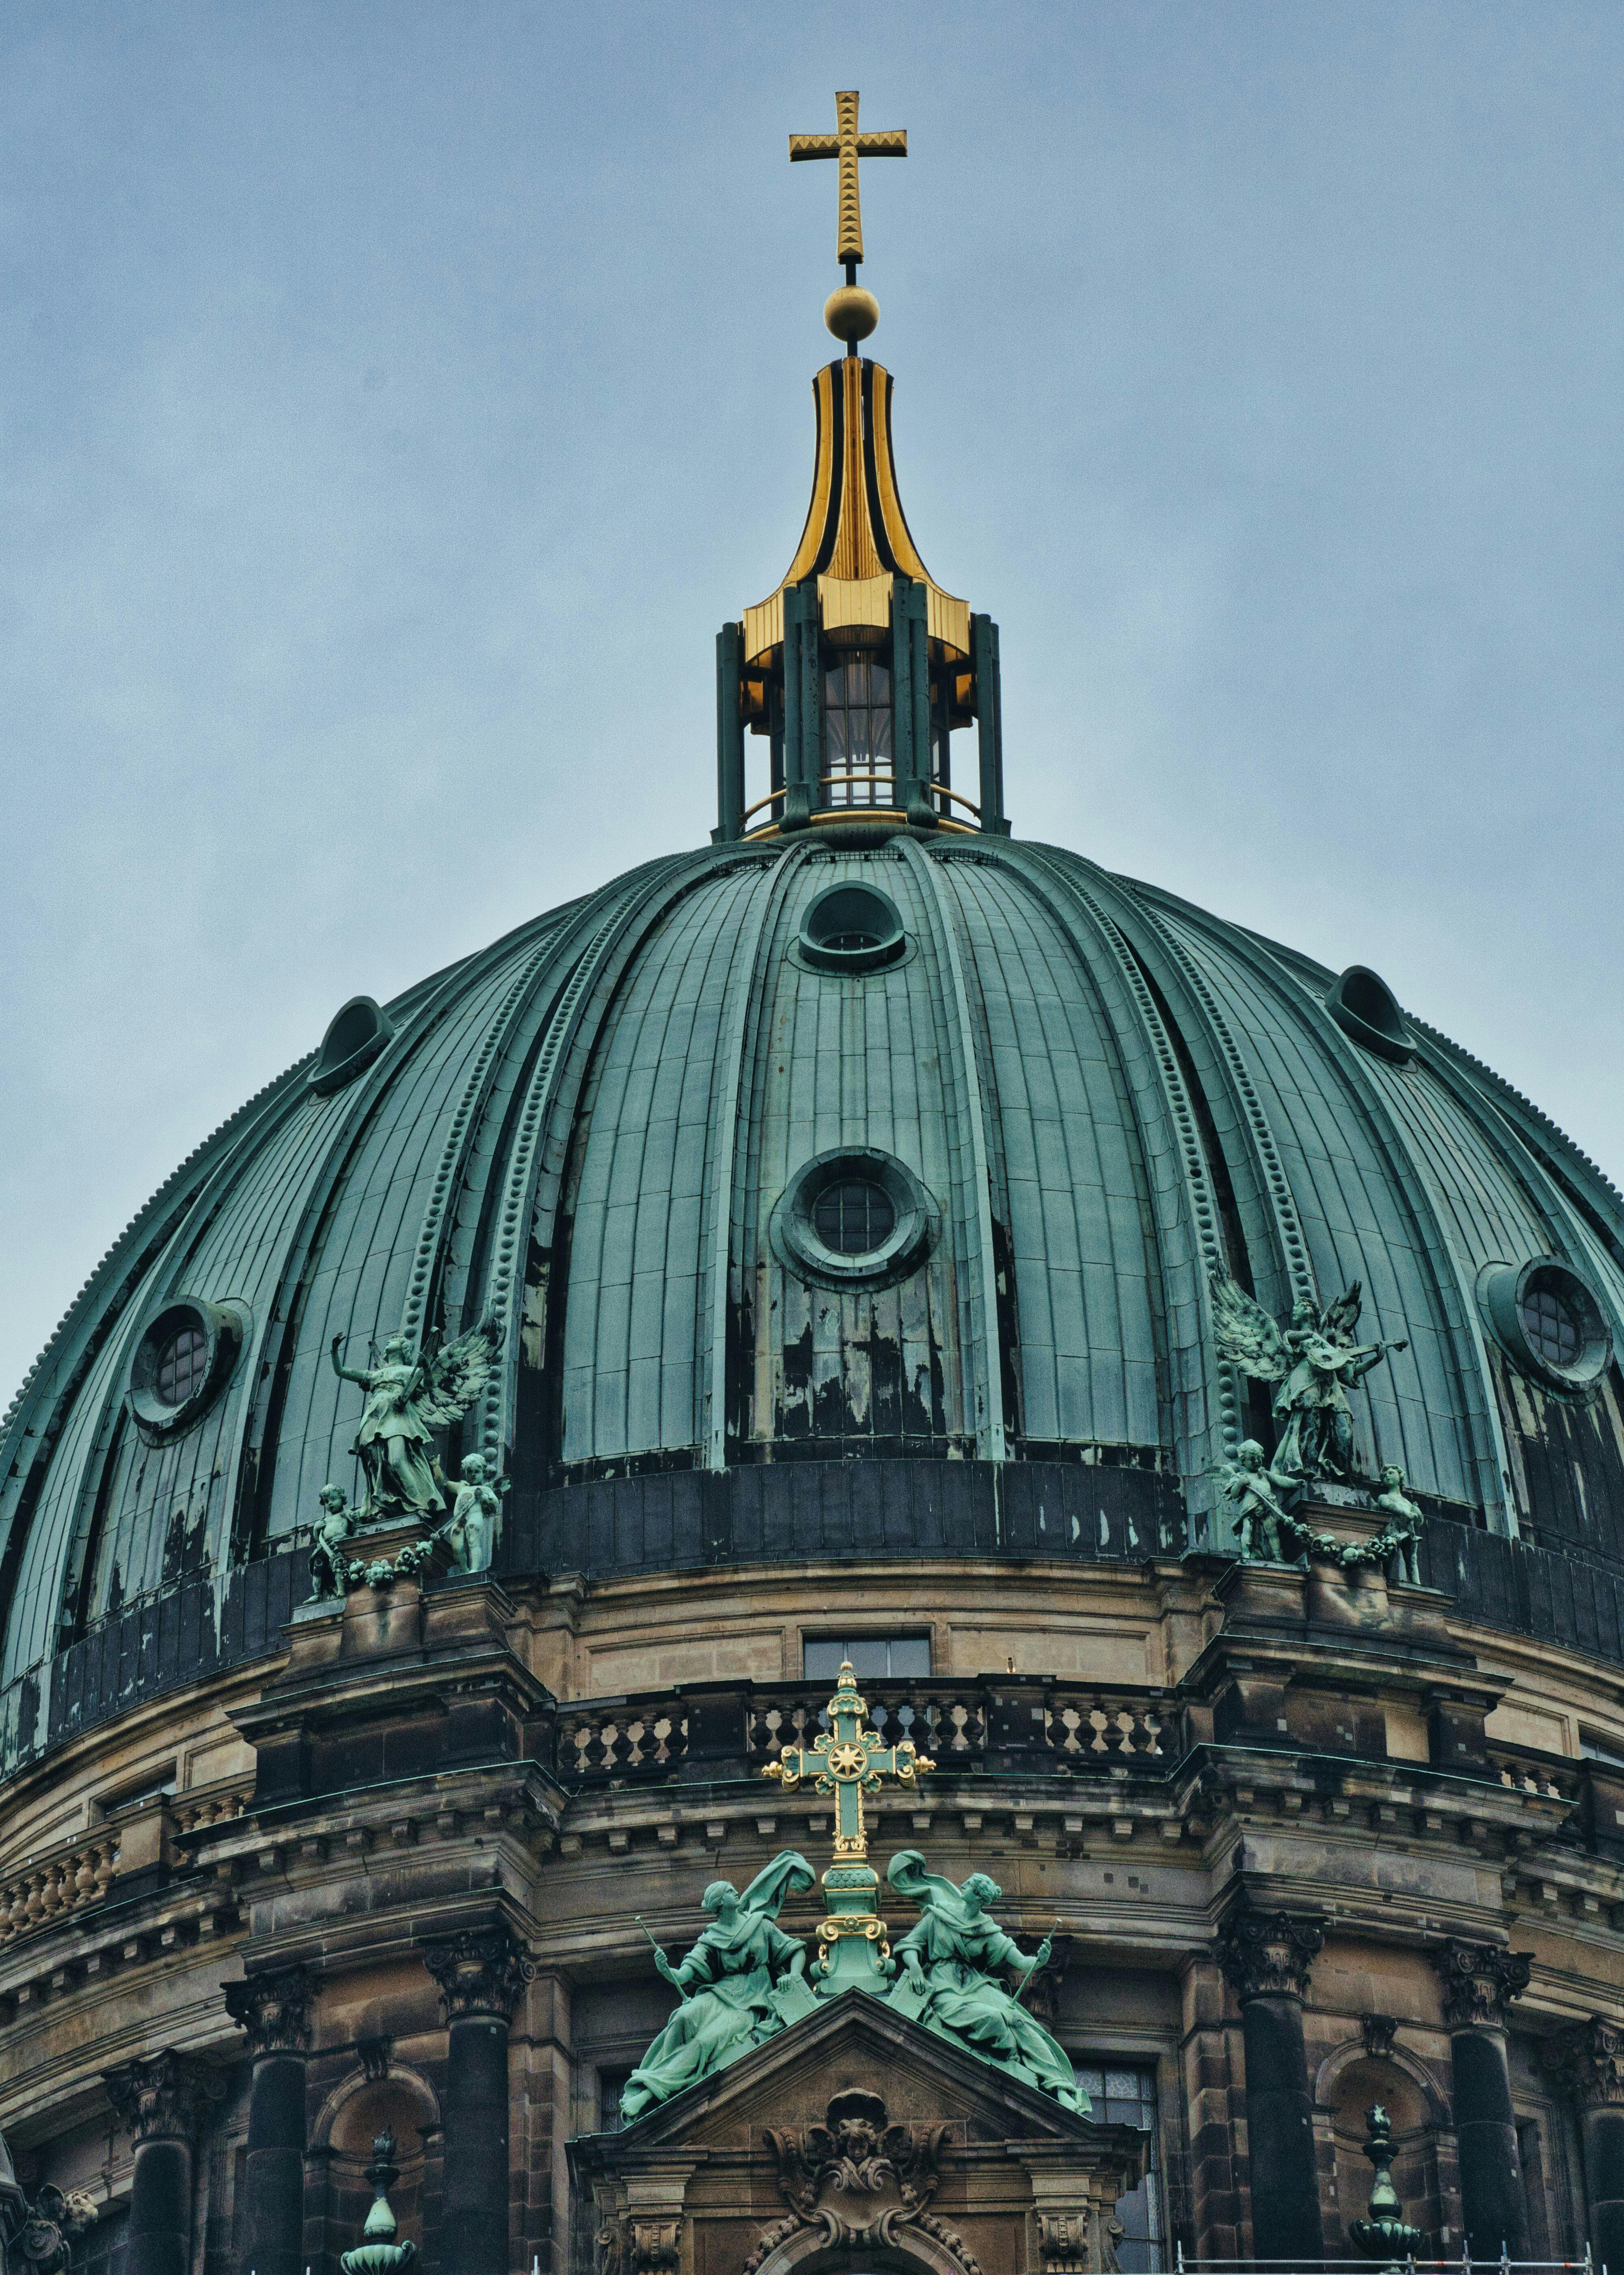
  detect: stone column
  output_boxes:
[1216,1902,1326,2264]
[104,2052,218,2275]
[423,1925,533,2275]
[1543,2015,1624,2275]
[1434,1939,1533,2261]
[224,1964,317,2275]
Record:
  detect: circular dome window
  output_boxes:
[309,995,396,1096]
[797,882,907,974]
[770,1148,940,1291]
[1479,1258,1612,1395]
[129,1298,244,1438]
[1325,965,1414,1065]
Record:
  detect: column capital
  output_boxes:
[1215,1903,1324,2002]
[223,1964,318,2055]
[422,1923,533,2022]
[1433,1939,1532,2030]
[1543,2016,1624,2107]
[104,2050,222,2142]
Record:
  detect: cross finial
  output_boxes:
[763,1660,931,1864]
[790,91,907,274]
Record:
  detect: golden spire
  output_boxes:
[791,90,907,350]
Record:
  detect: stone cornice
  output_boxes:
[1215,1903,1324,2002]
[422,1923,533,2021]
[1433,1939,1532,2030]
[223,1962,317,2055]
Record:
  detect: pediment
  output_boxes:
[600,1988,1106,2154]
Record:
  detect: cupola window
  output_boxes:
[155,1322,208,1408]
[797,881,908,973]
[128,1297,244,1438]
[823,657,892,801]
[812,1177,895,1255]
[1479,1256,1613,1395]
[1519,1281,1583,1371]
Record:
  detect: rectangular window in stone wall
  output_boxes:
[1073,2063,1164,2273]
[804,1635,931,1680]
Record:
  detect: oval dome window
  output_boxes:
[770,1147,939,1291]
[1325,965,1414,1065]
[129,1297,244,1438]
[1479,1257,1613,1395]
[308,995,396,1095]
[797,882,907,973]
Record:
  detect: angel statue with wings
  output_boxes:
[1209,1274,1406,1486]
[330,1315,503,1523]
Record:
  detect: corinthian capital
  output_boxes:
[1433,1940,1532,2031]
[1543,2016,1624,2107]
[1215,1903,1324,2002]
[223,1964,317,2055]
[104,2050,221,2142]
[422,1924,533,2021]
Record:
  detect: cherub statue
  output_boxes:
[436,1453,510,1574]
[1373,1462,1425,1585]
[1209,1274,1407,1486]
[1211,1439,1301,1560]
[309,1483,354,1599]
[330,1315,503,1522]
[620,1854,815,2123]
[885,1852,1088,2112]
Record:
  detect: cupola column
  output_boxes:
[714,623,746,844]
[1434,1940,1533,2260]
[1544,2017,1624,2275]
[104,2052,219,2275]
[224,1965,317,2275]
[423,1925,533,2275]
[1216,1901,1325,2264]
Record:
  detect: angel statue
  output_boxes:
[309,1483,355,1599]
[330,1315,503,1523]
[1212,1440,1298,1561]
[1209,1274,1406,1487]
[884,1852,1089,2113]
[435,1453,510,1574]
[619,1853,816,2124]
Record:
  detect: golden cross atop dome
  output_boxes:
[762,1659,931,1864]
[790,90,907,270]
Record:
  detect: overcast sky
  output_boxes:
[2,2,1620,1405]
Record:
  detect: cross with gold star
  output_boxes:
[790,90,907,272]
[763,1659,932,1863]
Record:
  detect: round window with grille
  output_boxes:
[129,1298,244,1438]
[1479,1257,1611,1395]
[797,882,907,974]
[770,1148,939,1291]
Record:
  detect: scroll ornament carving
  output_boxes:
[1542,2017,1624,2108]
[1037,2209,1125,2275]
[223,1965,316,2055]
[104,2051,222,2142]
[744,2090,966,2271]
[421,1926,533,2021]
[1433,1941,1531,2031]
[593,2219,681,2275]
[1215,1907,1324,2003]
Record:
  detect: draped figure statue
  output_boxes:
[619,1853,816,2124]
[884,1851,1089,2112]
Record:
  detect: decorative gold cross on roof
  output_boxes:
[790,90,907,269]
[763,1660,932,1862]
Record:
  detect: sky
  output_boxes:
[1,1,1620,1405]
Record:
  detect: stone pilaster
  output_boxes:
[1433,1940,1533,2261]
[224,1965,317,2275]
[105,2053,220,2275]
[1544,2016,1624,2275]
[1216,1903,1325,2265]
[424,1925,534,2275]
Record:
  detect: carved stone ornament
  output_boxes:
[593,2219,683,2275]
[1432,1940,1532,2031]
[223,1964,316,2055]
[1215,1905,1324,2003]
[743,2088,965,2273]
[1037,2210,1126,2275]
[104,2050,222,2142]
[358,2035,395,2083]
[421,1925,533,2021]
[1361,2013,1399,2060]
[1542,2016,1624,2108]
[0,2144,97,2275]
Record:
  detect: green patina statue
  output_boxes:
[884,1851,1090,2113]
[329,1315,503,1522]
[1212,1440,1298,1561]
[619,1853,817,2124]
[1210,1274,1406,1488]
[434,1452,509,1574]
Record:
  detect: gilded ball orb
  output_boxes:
[824,285,880,344]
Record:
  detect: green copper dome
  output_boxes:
[2,822,1623,1769]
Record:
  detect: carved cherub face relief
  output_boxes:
[461,1454,487,1483]
[1381,1464,1404,1489]
[1236,1439,1266,1470]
